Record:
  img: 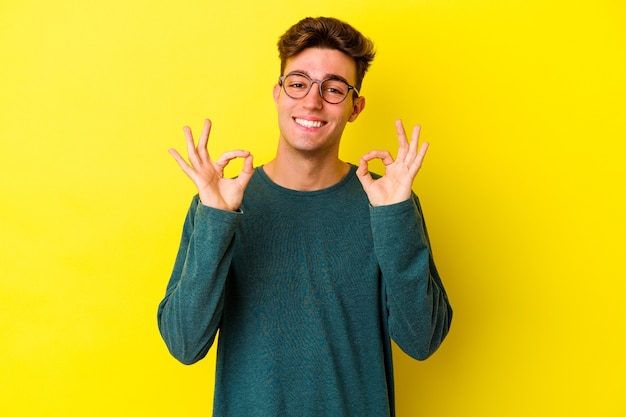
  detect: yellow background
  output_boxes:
[1,0,624,415]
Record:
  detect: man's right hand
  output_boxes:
[169,119,254,211]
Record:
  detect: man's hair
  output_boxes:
[277,17,376,92]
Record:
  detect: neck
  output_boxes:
[264,152,350,191]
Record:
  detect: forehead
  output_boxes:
[284,47,357,83]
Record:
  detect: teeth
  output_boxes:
[295,118,324,128]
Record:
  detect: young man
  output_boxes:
[158,16,452,417]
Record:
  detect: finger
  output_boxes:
[416,142,429,167]
[197,119,212,162]
[410,142,429,174]
[168,148,196,179]
[361,150,394,166]
[214,150,252,170]
[395,119,409,161]
[407,124,421,161]
[168,148,185,164]
[183,126,200,166]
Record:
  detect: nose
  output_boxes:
[302,80,324,108]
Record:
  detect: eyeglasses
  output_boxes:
[278,72,360,104]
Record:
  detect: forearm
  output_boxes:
[157,197,241,364]
[371,196,452,360]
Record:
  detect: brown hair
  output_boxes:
[277,17,376,92]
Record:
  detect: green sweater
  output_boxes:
[158,165,452,417]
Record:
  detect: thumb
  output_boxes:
[235,154,255,189]
[356,157,375,188]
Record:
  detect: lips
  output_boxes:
[294,118,326,129]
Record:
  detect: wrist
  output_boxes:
[198,194,240,212]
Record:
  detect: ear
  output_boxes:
[273,84,281,105]
[348,96,366,122]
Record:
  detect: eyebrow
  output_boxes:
[288,70,352,85]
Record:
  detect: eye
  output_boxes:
[285,74,310,90]
[322,80,347,96]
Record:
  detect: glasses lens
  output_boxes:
[320,79,349,103]
[283,74,311,99]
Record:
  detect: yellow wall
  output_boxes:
[1,0,624,415]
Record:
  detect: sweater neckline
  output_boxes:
[256,164,358,197]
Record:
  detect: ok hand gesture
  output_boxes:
[356,120,429,207]
[169,119,254,211]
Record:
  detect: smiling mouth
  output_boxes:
[294,118,326,129]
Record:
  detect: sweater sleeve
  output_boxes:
[370,195,453,360]
[157,196,241,365]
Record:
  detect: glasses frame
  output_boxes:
[278,71,360,104]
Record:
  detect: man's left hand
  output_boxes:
[356,120,429,206]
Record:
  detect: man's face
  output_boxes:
[273,47,365,156]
